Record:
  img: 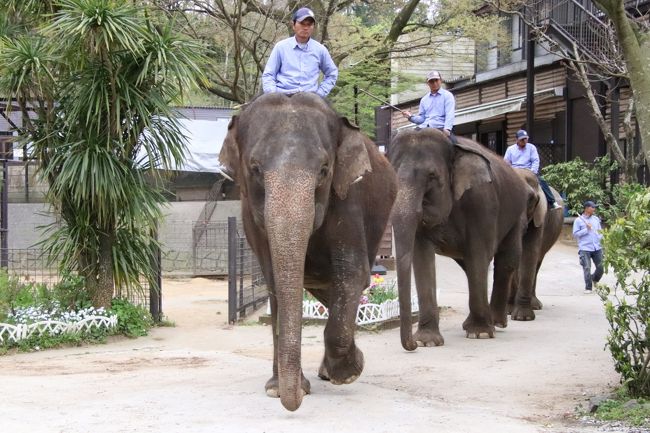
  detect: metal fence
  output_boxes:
[227,217,268,323]
[192,221,229,276]
[0,248,159,318]
[537,142,565,167]
[0,219,266,324]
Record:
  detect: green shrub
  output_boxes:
[0,272,26,321]
[542,156,616,216]
[595,388,650,427]
[110,298,154,338]
[598,188,650,398]
[53,272,90,310]
[598,182,647,223]
[0,271,90,322]
[2,273,153,352]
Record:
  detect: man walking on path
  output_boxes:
[261,7,338,97]
[572,200,604,294]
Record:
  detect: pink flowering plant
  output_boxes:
[360,274,397,305]
[303,274,397,305]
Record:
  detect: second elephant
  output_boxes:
[389,129,534,350]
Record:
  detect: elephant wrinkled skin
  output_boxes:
[219,93,397,411]
[389,129,533,350]
[508,169,564,320]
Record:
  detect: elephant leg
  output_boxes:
[461,256,495,339]
[318,263,366,385]
[530,262,543,310]
[491,237,520,328]
[265,294,311,398]
[506,271,517,314]
[306,287,330,307]
[511,228,542,321]
[412,236,444,347]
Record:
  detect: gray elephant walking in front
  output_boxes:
[219,93,397,411]
[389,129,534,350]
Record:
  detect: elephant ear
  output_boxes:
[333,117,372,200]
[218,116,240,182]
[532,185,547,227]
[518,170,546,227]
[451,142,493,201]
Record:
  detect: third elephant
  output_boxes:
[508,168,564,320]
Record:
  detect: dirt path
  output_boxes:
[0,241,635,433]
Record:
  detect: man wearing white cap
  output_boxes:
[402,70,456,141]
[262,7,338,97]
[504,129,562,210]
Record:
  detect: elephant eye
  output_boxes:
[316,164,329,187]
[250,162,262,177]
[319,165,329,179]
[427,171,442,187]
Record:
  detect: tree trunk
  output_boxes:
[594,0,650,166]
[91,231,115,309]
[385,0,422,46]
[569,55,627,167]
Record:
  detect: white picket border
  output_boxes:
[0,315,118,344]
[266,294,420,325]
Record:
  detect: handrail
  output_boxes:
[533,0,621,64]
[535,0,609,27]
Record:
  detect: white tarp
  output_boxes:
[137,117,231,173]
[18,117,232,173]
[172,118,230,173]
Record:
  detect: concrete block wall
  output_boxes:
[8,203,57,249]
[8,201,243,271]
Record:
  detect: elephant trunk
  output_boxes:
[265,170,316,411]
[392,186,421,351]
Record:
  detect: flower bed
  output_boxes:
[267,275,420,325]
[0,303,118,344]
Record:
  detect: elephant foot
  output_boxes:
[265,373,311,398]
[462,315,495,339]
[414,327,445,347]
[318,345,364,385]
[506,303,514,315]
[511,305,536,321]
[531,296,543,310]
[492,311,508,329]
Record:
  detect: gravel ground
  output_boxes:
[1,239,647,433]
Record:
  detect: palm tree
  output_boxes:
[0,0,207,308]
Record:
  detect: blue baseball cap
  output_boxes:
[516,129,529,140]
[293,7,316,23]
[583,200,598,208]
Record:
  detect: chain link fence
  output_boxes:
[226,217,268,323]
[0,248,156,314]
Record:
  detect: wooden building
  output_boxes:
[380,0,646,179]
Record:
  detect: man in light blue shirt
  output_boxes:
[504,129,561,209]
[572,200,604,294]
[403,70,456,141]
[262,7,338,98]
